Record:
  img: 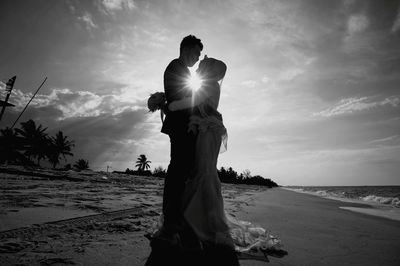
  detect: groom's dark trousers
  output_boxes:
[163,131,196,234]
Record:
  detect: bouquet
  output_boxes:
[147,92,166,112]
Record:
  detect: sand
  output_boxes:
[1,167,399,265]
[0,166,266,265]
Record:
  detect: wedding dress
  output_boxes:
[180,80,283,256]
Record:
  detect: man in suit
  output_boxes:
[160,35,202,244]
[145,35,202,266]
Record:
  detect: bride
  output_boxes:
[167,55,233,249]
[149,55,284,261]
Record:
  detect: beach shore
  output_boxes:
[240,188,400,266]
[1,168,399,265]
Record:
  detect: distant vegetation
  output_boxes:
[0,119,88,170]
[1,119,278,187]
[217,167,278,187]
[73,159,90,170]
[117,154,153,176]
[0,119,74,167]
[120,154,278,187]
[152,166,167,178]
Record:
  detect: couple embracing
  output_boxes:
[146,35,237,265]
[146,35,282,265]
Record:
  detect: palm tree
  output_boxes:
[48,131,74,168]
[0,127,24,164]
[135,154,151,172]
[74,159,89,170]
[242,169,252,179]
[15,119,49,165]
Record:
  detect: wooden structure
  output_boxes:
[0,76,16,121]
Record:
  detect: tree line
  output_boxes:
[1,119,279,187]
[217,167,278,187]
[0,119,89,170]
[121,154,278,187]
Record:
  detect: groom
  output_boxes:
[145,35,239,265]
[160,35,201,244]
[145,35,202,266]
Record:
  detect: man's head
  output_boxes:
[179,35,203,67]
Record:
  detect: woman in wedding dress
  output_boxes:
[166,55,284,259]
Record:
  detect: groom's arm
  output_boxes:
[168,90,209,111]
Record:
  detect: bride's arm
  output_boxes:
[168,90,209,111]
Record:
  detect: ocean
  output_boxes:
[283,186,400,221]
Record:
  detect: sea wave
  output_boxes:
[283,186,400,221]
[284,188,351,202]
[360,195,400,208]
[283,187,400,208]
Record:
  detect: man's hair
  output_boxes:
[180,35,203,53]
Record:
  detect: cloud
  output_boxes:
[6,88,144,120]
[342,14,372,54]
[314,96,400,117]
[42,107,149,170]
[78,12,98,32]
[370,135,400,145]
[279,68,304,81]
[101,0,136,12]
[391,6,400,33]
[66,0,76,14]
[347,14,369,35]
[240,80,257,88]
[0,80,5,90]
[342,0,357,11]
[261,76,270,83]
[1,86,149,170]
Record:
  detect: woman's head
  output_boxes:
[197,55,227,82]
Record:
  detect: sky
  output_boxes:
[0,0,399,186]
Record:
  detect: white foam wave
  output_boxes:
[360,195,400,208]
[283,187,400,208]
[283,188,344,200]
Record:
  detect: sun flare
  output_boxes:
[187,71,203,91]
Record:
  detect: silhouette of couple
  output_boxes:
[145,35,283,265]
[145,35,238,265]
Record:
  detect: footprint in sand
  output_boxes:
[0,241,30,253]
[39,257,76,265]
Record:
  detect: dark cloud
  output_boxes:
[54,108,148,168]
[0,87,149,169]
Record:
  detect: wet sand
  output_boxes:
[240,188,400,266]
